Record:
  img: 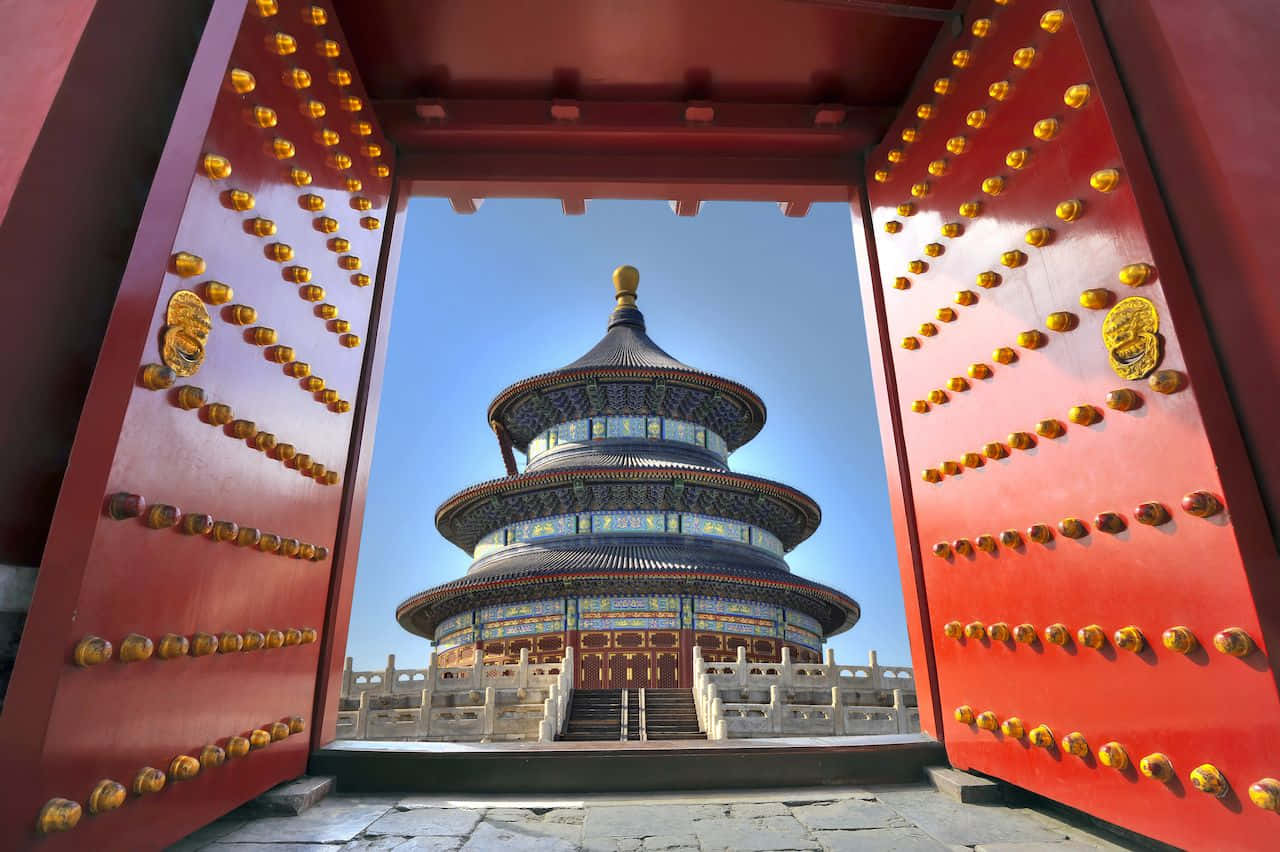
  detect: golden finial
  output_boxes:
[613,265,639,307]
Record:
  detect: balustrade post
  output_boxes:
[780,646,793,688]
[868,649,880,689]
[517,647,530,687]
[711,695,724,740]
[769,684,783,735]
[832,686,845,736]
[342,656,354,698]
[893,688,906,733]
[383,654,396,695]
[736,644,748,688]
[419,687,432,738]
[471,650,484,690]
[825,647,837,688]
[482,686,495,742]
[356,692,370,739]
[539,697,554,742]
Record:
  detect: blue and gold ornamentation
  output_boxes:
[434,611,474,638]
[607,416,646,438]
[509,515,576,544]
[592,512,665,533]
[683,513,751,544]
[478,599,565,622]
[471,511,784,561]
[527,415,729,461]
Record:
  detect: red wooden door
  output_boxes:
[655,652,679,688]
[0,1,398,847]
[853,2,1280,848]
[607,652,651,689]
[578,653,605,690]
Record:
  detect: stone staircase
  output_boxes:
[642,688,705,740]
[559,688,706,741]
[560,689,623,741]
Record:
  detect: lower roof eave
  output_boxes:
[395,570,860,641]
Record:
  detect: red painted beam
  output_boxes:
[401,152,856,203]
[787,0,961,24]
[376,99,895,160]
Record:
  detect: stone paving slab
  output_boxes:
[211,797,398,845]
[462,820,578,851]
[363,807,483,838]
[341,838,462,852]
[792,797,909,831]
[869,787,1070,847]
[583,804,699,839]
[814,826,948,851]
[693,815,820,851]
[174,783,1144,851]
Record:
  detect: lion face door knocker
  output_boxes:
[1102,296,1162,380]
[161,290,212,376]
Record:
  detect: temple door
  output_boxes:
[655,653,679,688]
[0,1,402,847]
[852,2,1279,848]
[606,653,631,689]
[578,653,605,690]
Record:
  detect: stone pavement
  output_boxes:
[170,784,1145,851]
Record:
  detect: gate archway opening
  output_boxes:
[0,2,1276,849]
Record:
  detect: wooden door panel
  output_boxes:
[857,1,1280,848]
[0,1,395,847]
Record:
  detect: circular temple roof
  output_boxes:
[487,268,767,452]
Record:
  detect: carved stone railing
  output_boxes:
[335,647,573,743]
[692,646,919,740]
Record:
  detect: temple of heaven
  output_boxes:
[396,266,860,689]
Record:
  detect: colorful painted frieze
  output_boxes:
[478,598,565,623]
[694,615,778,637]
[606,416,646,438]
[509,514,576,544]
[434,610,475,639]
[481,617,565,639]
[750,526,784,556]
[580,615,679,630]
[784,625,822,651]
[473,528,506,558]
[592,511,665,533]
[435,627,475,651]
[663,419,698,444]
[694,596,780,622]
[785,608,823,635]
[556,418,590,444]
[579,596,679,612]
[682,513,750,544]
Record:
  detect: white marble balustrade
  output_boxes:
[692,647,919,740]
[335,647,574,743]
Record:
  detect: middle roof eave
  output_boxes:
[434,465,822,554]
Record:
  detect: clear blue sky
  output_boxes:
[346,198,910,672]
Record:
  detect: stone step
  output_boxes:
[926,766,1003,804]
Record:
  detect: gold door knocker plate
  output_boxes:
[1102,296,1162,379]
[161,290,212,376]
